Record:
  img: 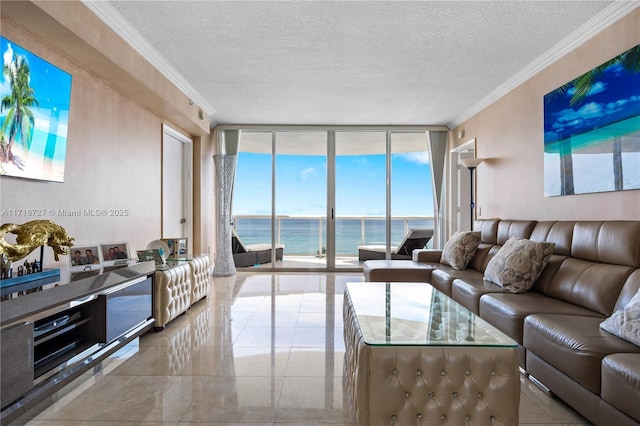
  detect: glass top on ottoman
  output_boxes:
[346,282,517,347]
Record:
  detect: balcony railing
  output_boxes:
[233,215,434,256]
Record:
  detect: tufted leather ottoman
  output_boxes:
[153,263,191,328]
[188,254,211,305]
[343,282,520,425]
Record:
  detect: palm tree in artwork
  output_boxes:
[1,51,39,163]
[557,45,640,107]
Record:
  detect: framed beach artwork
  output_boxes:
[543,44,640,196]
[0,37,72,182]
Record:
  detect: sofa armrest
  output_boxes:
[413,249,442,263]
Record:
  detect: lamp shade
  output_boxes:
[459,157,484,170]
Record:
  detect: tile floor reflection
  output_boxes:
[14,272,592,425]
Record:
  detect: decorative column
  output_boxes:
[213,130,240,276]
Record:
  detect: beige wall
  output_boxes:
[452,9,640,222]
[193,134,215,256]
[1,18,164,267]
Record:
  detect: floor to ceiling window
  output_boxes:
[335,132,386,261]
[390,132,434,245]
[231,131,273,251]
[230,126,438,271]
[275,131,328,268]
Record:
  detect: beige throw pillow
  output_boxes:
[484,236,555,293]
[440,231,481,270]
[600,289,640,347]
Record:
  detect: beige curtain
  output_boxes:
[427,131,448,248]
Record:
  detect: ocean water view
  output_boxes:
[234,217,434,255]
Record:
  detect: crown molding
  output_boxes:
[447,1,640,129]
[81,0,216,117]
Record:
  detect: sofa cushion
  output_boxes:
[523,314,640,393]
[479,292,602,344]
[451,278,506,314]
[430,267,483,297]
[571,221,640,267]
[483,237,555,293]
[536,257,634,316]
[440,231,481,270]
[496,220,537,244]
[467,243,501,273]
[600,288,640,346]
[601,353,640,422]
[529,221,575,256]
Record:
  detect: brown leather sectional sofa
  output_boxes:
[363,219,640,425]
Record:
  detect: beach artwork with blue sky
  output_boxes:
[1,37,72,182]
[543,44,640,196]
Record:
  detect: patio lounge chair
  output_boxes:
[357,228,433,262]
[232,229,284,267]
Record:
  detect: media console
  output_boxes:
[0,261,156,424]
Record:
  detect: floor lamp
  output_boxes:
[459,158,483,231]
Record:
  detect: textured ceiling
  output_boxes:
[103,0,618,127]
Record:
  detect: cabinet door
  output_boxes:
[101,275,153,342]
[1,322,33,407]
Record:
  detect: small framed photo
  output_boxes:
[177,238,188,256]
[137,249,165,265]
[100,242,130,263]
[68,245,101,268]
[161,238,188,259]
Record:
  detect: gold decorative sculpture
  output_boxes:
[0,220,74,261]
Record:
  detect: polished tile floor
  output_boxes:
[16,272,591,425]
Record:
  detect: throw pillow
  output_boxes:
[440,231,481,270]
[600,288,640,346]
[483,236,555,293]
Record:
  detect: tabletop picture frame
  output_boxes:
[161,238,188,259]
[100,241,130,264]
[136,248,165,265]
[68,245,101,268]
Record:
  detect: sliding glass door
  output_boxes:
[335,132,386,268]
[232,132,273,260]
[390,132,434,246]
[231,127,435,271]
[275,131,328,269]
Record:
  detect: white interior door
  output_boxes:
[162,125,193,252]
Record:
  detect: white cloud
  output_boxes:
[2,42,13,87]
[567,81,607,98]
[399,152,430,165]
[587,81,606,96]
[578,102,602,117]
[300,167,316,179]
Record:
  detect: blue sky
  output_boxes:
[233,152,433,217]
[543,48,640,144]
[1,37,72,139]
